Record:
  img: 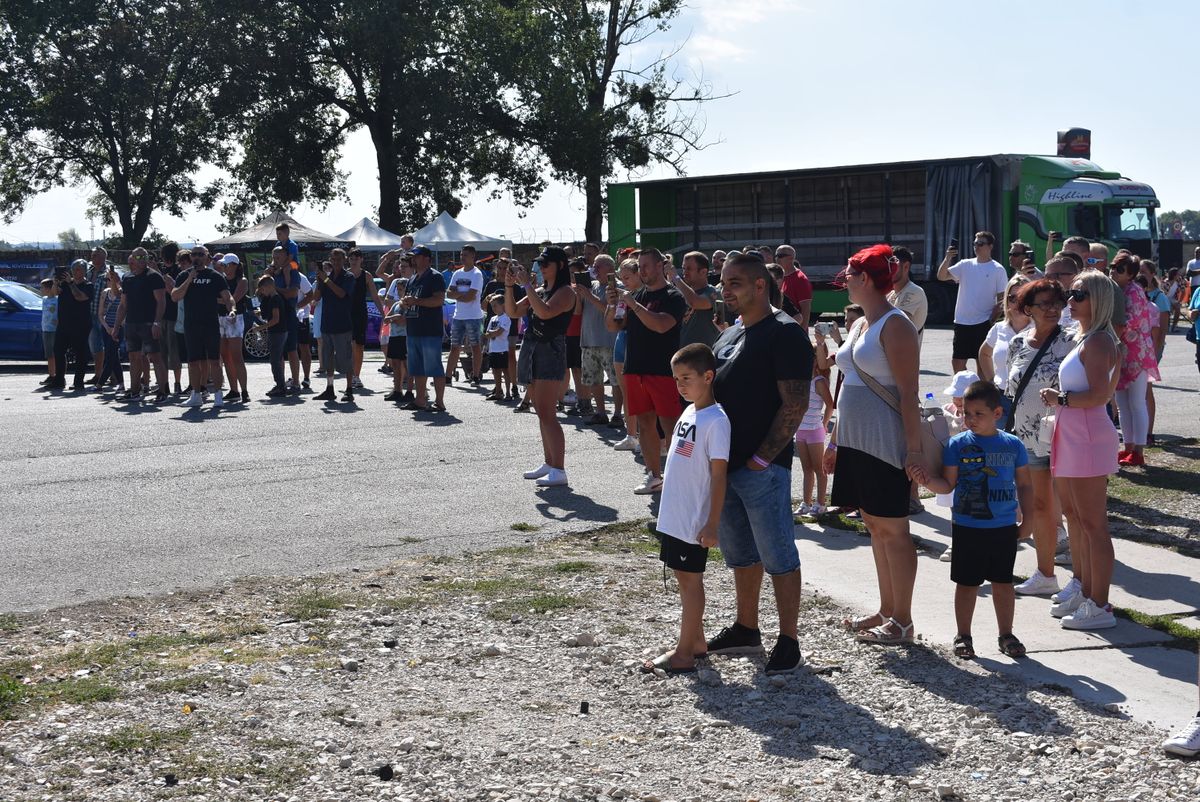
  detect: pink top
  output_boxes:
[1118,281,1161,389]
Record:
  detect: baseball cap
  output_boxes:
[538,246,569,264]
[407,245,433,258]
[221,253,241,265]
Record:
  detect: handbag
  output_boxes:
[1003,325,1061,434]
[846,319,947,474]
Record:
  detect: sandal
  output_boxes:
[997,633,1027,658]
[432,402,447,412]
[843,612,885,633]
[855,617,915,645]
[639,652,698,676]
[953,634,975,659]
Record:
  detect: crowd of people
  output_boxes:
[30,226,1200,758]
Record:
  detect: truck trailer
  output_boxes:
[607,154,1160,323]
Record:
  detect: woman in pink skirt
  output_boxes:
[1039,270,1120,631]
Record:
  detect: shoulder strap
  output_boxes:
[846,315,902,415]
[1004,325,1061,433]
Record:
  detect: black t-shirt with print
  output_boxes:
[404,268,447,338]
[623,284,687,376]
[259,293,287,332]
[179,267,229,329]
[121,270,165,326]
[712,308,814,471]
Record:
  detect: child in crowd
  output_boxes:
[641,343,729,675]
[39,277,58,384]
[483,295,512,401]
[913,381,1033,661]
[382,287,409,403]
[793,340,833,516]
[942,370,978,433]
[251,275,288,396]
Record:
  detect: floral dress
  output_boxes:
[1006,328,1075,458]
[1118,281,1161,390]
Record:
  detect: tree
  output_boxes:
[227,0,544,235]
[0,0,251,247]
[57,228,86,249]
[504,1,723,242]
[1158,210,1200,240]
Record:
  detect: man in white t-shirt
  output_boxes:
[886,246,928,351]
[1186,247,1200,289]
[445,245,486,385]
[938,230,1007,372]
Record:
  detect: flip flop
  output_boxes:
[639,653,698,675]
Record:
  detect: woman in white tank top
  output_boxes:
[1038,270,1120,632]
[824,245,923,645]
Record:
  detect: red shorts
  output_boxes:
[624,374,683,419]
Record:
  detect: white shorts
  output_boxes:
[219,314,245,339]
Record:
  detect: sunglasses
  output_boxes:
[973,240,989,246]
[1030,300,1065,311]
[1085,257,1103,265]
[1066,288,1090,302]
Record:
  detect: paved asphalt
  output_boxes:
[2,328,1198,613]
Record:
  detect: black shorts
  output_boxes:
[566,335,582,369]
[297,318,313,346]
[953,321,993,361]
[352,315,368,346]
[950,523,1018,586]
[829,446,911,518]
[175,332,188,363]
[184,325,221,362]
[659,534,709,574]
[386,336,408,361]
[488,351,508,371]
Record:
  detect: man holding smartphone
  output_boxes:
[937,231,1007,373]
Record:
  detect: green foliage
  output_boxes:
[0,673,25,719]
[1158,210,1200,239]
[0,0,252,246]
[57,228,86,249]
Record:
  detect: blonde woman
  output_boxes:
[1039,270,1120,630]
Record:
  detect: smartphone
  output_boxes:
[574,271,591,286]
[948,237,959,251]
[815,321,834,337]
[1049,231,1061,241]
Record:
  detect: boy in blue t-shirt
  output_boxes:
[915,381,1032,661]
[40,277,59,384]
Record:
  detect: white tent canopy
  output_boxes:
[409,211,511,252]
[334,218,408,252]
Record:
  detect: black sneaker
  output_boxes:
[586,412,610,426]
[266,386,287,398]
[403,390,415,403]
[705,623,764,655]
[152,391,169,404]
[608,414,625,429]
[314,387,336,401]
[301,379,310,389]
[340,390,355,403]
[765,635,804,675]
[384,390,401,402]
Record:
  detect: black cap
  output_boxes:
[538,246,569,264]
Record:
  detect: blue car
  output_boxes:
[0,280,45,360]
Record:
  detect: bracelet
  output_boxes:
[750,455,770,468]
[826,442,837,451]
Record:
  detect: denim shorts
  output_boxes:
[407,335,445,378]
[717,464,801,575]
[450,318,484,347]
[88,320,103,354]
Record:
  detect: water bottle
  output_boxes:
[924,392,937,415]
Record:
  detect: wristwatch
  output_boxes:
[1058,391,1069,407]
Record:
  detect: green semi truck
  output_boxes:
[607,154,1160,323]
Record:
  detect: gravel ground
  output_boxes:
[2,523,1197,802]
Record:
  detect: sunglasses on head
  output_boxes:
[1066,288,1090,302]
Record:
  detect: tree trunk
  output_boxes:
[371,123,403,234]
[584,172,604,244]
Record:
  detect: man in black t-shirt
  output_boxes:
[400,245,448,411]
[306,248,358,403]
[114,247,169,402]
[705,252,813,675]
[605,247,687,494]
[171,248,233,407]
[50,259,94,390]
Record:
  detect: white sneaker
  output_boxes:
[535,469,568,487]
[1163,716,1200,757]
[613,436,639,452]
[182,391,203,408]
[523,463,552,480]
[1051,576,1082,604]
[811,503,826,516]
[939,546,953,562]
[793,502,812,516]
[1015,571,1060,597]
[633,475,663,495]
[1050,588,1084,618]
[1061,598,1116,630]
[563,390,578,405]
[1054,527,1072,565]
[213,389,224,408]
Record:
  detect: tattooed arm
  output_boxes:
[749,378,811,469]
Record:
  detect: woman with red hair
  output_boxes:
[824,245,924,645]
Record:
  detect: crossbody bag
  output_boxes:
[1003,325,1061,434]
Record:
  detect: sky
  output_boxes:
[4,0,1197,246]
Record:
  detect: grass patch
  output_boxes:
[551,560,597,574]
[0,613,20,633]
[510,522,541,532]
[99,724,192,754]
[429,577,537,596]
[1113,608,1200,646]
[146,674,215,694]
[0,673,26,719]
[39,676,120,706]
[489,592,588,620]
[819,513,867,533]
[286,590,345,621]
[491,545,536,557]
[376,596,427,612]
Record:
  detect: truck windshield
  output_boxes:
[1104,206,1155,241]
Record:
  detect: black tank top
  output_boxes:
[526,286,572,342]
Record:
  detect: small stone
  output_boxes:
[340,659,359,673]
[483,643,507,657]
[375,764,394,781]
[936,785,955,799]
[382,639,398,649]
[575,632,597,647]
[697,669,721,687]
[423,740,443,751]
[397,737,415,753]
[339,756,352,769]
[768,676,787,688]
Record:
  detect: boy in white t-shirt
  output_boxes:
[482,295,512,401]
[641,343,730,676]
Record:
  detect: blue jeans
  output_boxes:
[268,330,287,388]
[408,335,445,378]
[717,464,800,575]
[450,318,483,347]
